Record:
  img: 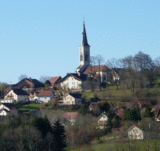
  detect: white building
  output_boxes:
[4,89,29,102]
[63,93,82,105]
[0,103,18,116]
[97,112,108,129]
[37,90,55,103]
[127,125,144,139]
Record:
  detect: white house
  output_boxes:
[127,125,144,140]
[97,112,108,129]
[37,90,55,103]
[0,103,18,116]
[60,73,88,90]
[63,93,82,105]
[4,89,29,102]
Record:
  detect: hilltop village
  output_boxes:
[1,23,160,150]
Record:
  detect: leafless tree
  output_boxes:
[39,76,50,84]
[96,54,104,90]
[18,74,28,81]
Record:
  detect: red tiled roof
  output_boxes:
[83,65,109,74]
[63,112,78,119]
[38,90,53,97]
[89,102,98,109]
[77,65,82,69]
[49,76,62,85]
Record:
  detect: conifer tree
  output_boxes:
[52,119,66,151]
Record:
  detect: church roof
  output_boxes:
[81,22,90,47]
[83,65,110,74]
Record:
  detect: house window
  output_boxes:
[72,82,75,85]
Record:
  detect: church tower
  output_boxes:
[79,22,90,66]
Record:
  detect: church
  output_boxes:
[59,22,119,90]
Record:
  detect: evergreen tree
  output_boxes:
[104,114,113,134]
[32,115,52,138]
[52,119,66,151]
[144,106,154,118]
[124,107,141,121]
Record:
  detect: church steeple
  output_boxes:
[82,22,90,47]
[79,22,90,66]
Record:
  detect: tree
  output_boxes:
[0,82,8,98]
[144,106,154,118]
[104,114,112,134]
[18,74,28,81]
[96,54,104,90]
[133,51,154,71]
[52,119,66,151]
[124,107,141,121]
[39,76,50,84]
[32,115,52,138]
[45,80,51,87]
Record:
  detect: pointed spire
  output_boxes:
[82,22,90,47]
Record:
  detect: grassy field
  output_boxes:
[66,139,160,151]
[82,86,132,100]
[17,103,41,112]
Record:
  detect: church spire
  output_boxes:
[82,22,90,47]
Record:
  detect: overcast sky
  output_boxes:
[0,0,160,84]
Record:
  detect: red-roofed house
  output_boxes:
[63,112,78,125]
[129,100,151,109]
[37,90,55,103]
[49,76,62,88]
[89,102,98,111]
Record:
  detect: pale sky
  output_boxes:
[0,0,160,84]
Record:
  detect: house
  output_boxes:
[37,90,55,103]
[59,73,92,90]
[97,112,108,129]
[63,93,82,105]
[128,100,151,109]
[29,91,39,101]
[11,78,45,90]
[63,112,78,125]
[115,107,125,120]
[89,102,98,111]
[127,125,143,139]
[4,89,29,102]
[49,76,62,88]
[0,103,18,116]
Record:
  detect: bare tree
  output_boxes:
[96,54,104,90]
[39,76,50,84]
[18,74,28,81]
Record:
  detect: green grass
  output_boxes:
[17,103,41,112]
[66,139,160,151]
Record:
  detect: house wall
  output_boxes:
[4,90,28,102]
[4,90,18,100]
[63,95,75,105]
[38,94,54,103]
[60,76,82,90]
[128,127,143,139]
[98,115,108,123]
[17,95,29,102]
